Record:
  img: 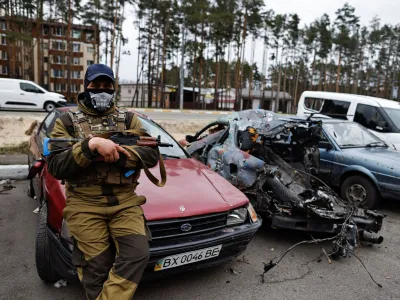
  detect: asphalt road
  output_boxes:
[0,109,221,121]
[1,181,400,300]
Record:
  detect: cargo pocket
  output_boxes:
[71,237,88,268]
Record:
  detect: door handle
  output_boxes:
[20,93,24,95]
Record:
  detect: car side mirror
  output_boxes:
[27,158,45,180]
[376,125,390,132]
[186,135,195,143]
[319,141,333,150]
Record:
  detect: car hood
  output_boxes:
[138,158,249,221]
[48,92,66,100]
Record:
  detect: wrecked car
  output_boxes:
[26,107,261,284]
[319,119,400,208]
[185,109,385,258]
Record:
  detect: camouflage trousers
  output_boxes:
[63,201,150,300]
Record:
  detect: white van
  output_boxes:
[297,91,400,150]
[0,78,67,112]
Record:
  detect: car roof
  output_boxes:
[301,91,400,109]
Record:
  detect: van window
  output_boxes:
[304,97,324,111]
[354,104,388,131]
[320,100,350,119]
[20,82,44,94]
[383,108,400,130]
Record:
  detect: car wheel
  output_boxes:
[341,175,380,209]
[35,202,60,282]
[44,102,55,112]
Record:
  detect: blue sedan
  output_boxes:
[318,119,400,208]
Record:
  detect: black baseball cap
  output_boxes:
[85,64,115,83]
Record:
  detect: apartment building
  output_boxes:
[0,17,99,101]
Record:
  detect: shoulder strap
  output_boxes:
[117,108,127,132]
[59,114,75,137]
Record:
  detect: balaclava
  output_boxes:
[83,64,115,112]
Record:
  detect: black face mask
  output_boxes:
[84,89,115,112]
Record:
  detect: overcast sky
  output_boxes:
[118,0,400,82]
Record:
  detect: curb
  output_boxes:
[130,108,231,115]
[0,165,28,180]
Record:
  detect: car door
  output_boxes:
[13,82,45,109]
[318,131,336,185]
[29,110,59,200]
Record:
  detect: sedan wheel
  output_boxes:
[44,102,55,112]
[341,175,380,209]
[346,184,367,204]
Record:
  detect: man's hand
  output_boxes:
[88,137,131,163]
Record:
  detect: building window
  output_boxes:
[1,35,6,45]
[0,21,6,30]
[53,69,64,78]
[44,71,48,77]
[87,46,94,53]
[72,71,80,79]
[43,42,48,50]
[72,30,81,39]
[2,66,8,75]
[1,51,7,60]
[128,89,132,94]
[87,60,94,66]
[71,84,80,92]
[72,43,80,52]
[86,32,94,42]
[43,26,49,35]
[53,27,63,36]
[52,41,65,50]
[53,56,64,64]
[73,57,80,65]
[55,83,65,92]
[44,57,48,63]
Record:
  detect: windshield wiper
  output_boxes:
[340,144,363,147]
[366,142,388,148]
[161,153,181,159]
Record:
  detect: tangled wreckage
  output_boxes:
[185,110,385,259]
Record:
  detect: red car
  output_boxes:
[27,108,261,284]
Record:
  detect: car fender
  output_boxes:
[339,165,380,190]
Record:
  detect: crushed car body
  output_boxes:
[185,109,385,258]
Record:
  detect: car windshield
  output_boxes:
[138,117,187,158]
[323,122,382,148]
[383,107,400,130]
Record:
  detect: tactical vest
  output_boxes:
[66,108,140,186]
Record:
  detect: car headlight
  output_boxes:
[227,207,248,226]
[247,203,258,223]
[59,95,66,100]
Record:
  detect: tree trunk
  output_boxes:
[214,49,220,110]
[66,0,72,102]
[324,62,328,91]
[36,0,44,85]
[160,7,171,109]
[282,60,287,112]
[114,5,125,103]
[110,0,119,70]
[336,49,342,93]
[294,62,301,108]
[192,32,198,109]
[310,47,316,91]
[147,13,153,108]
[198,10,205,110]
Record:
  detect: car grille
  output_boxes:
[147,212,228,240]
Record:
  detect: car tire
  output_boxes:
[35,202,60,282]
[341,175,380,209]
[44,102,56,112]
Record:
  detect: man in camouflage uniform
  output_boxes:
[46,64,159,300]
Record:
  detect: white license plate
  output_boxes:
[154,245,222,271]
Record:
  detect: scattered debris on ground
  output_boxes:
[0,179,15,193]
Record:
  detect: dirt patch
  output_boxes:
[0,116,209,154]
